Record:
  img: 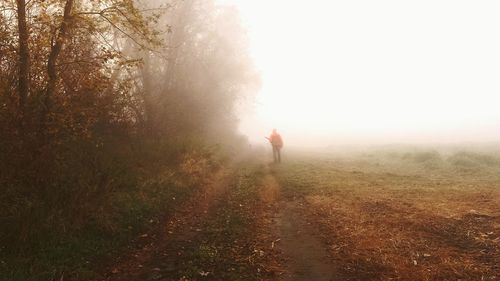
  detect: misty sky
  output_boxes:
[219,0,500,146]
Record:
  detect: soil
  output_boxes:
[260,173,339,281]
[274,201,338,281]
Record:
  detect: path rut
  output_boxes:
[262,169,338,281]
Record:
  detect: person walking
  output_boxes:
[266,129,283,163]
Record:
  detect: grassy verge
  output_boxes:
[2,171,198,281]
[169,161,271,281]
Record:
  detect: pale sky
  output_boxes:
[219,0,500,146]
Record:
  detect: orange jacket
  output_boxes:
[268,133,283,148]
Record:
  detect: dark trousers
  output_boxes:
[272,145,281,163]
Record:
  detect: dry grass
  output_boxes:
[275,148,500,280]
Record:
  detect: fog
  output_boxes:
[218,0,500,147]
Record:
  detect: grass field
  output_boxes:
[273,147,500,280]
[11,146,498,280]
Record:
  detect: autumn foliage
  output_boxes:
[0,0,257,278]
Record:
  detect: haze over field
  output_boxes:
[219,0,500,146]
[3,1,500,279]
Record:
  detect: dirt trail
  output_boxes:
[94,164,340,281]
[275,202,338,281]
[261,170,338,281]
[93,169,232,281]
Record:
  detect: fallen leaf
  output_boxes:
[199,271,210,276]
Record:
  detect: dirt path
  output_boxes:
[93,163,340,281]
[93,169,232,281]
[260,170,339,281]
[275,202,338,281]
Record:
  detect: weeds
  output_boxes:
[0,140,224,281]
[172,162,269,281]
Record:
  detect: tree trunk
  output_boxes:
[16,0,29,120]
[44,0,74,114]
[141,52,154,131]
